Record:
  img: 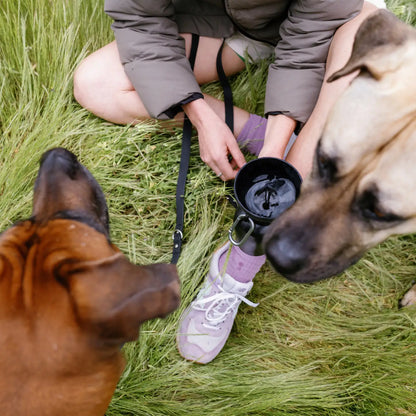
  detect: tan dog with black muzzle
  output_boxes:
[263,10,416,305]
[0,148,180,416]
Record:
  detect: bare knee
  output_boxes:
[73,42,150,124]
[73,57,99,110]
[73,41,129,113]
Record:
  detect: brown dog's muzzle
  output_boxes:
[0,147,180,416]
[32,147,109,233]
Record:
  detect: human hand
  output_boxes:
[197,118,246,181]
[183,99,246,181]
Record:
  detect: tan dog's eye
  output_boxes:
[363,206,401,223]
[356,188,403,225]
[316,145,338,185]
[372,207,387,220]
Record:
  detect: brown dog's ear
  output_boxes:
[328,10,413,81]
[58,254,180,344]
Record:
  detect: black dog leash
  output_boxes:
[171,33,199,264]
[171,37,234,264]
[216,39,234,133]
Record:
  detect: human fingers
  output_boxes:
[213,152,244,181]
[213,139,247,181]
[227,138,246,169]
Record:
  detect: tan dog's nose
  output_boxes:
[265,234,308,279]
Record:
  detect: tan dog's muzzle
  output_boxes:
[264,10,416,283]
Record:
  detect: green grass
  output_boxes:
[1,1,416,414]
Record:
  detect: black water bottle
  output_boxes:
[228,158,302,256]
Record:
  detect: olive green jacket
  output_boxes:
[105,0,363,123]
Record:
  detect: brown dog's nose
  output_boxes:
[33,148,110,232]
[40,147,78,178]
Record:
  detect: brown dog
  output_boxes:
[0,148,180,416]
[264,10,416,300]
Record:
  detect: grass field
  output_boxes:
[1,1,416,414]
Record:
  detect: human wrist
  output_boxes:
[260,114,296,157]
[182,98,211,129]
[266,114,297,133]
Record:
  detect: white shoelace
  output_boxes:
[192,282,258,330]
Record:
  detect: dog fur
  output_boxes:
[264,10,416,304]
[0,148,180,416]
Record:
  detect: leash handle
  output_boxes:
[171,33,199,265]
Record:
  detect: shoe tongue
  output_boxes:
[222,273,252,295]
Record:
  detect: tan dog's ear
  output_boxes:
[57,254,179,344]
[328,10,413,81]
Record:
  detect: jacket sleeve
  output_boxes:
[265,0,364,124]
[104,0,202,119]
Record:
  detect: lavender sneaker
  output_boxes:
[176,242,258,364]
